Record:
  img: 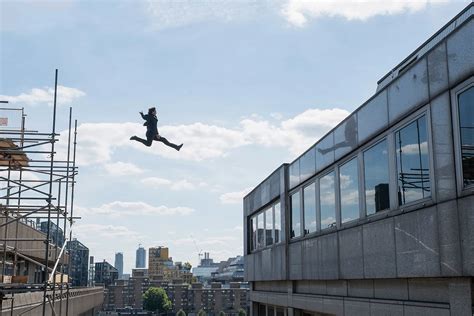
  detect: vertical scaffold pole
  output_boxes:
[65,119,77,316]
[42,69,59,315]
[59,107,72,316]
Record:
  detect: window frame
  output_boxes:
[393,113,433,207]
[451,76,474,195]
[289,190,303,239]
[249,199,283,253]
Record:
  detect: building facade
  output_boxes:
[95,260,119,287]
[67,238,89,287]
[115,252,124,279]
[244,4,474,316]
[39,220,65,248]
[136,245,146,269]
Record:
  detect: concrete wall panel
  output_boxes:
[408,278,449,303]
[373,279,408,301]
[394,207,441,277]
[344,299,370,316]
[388,59,429,123]
[430,92,457,202]
[348,280,374,298]
[437,200,462,276]
[289,242,303,280]
[363,219,397,278]
[428,43,449,97]
[338,226,364,279]
[370,302,404,316]
[404,305,449,316]
[318,234,339,280]
[322,297,344,316]
[458,195,474,275]
[447,19,474,84]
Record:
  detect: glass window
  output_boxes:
[320,171,336,229]
[303,183,317,234]
[316,133,335,170]
[364,140,390,215]
[300,148,316,182]
[340,158,359,223]
[274,202,281,244]
[251,216,257,251]
[289,161,300,189]
[265,208,273,246]
[396,115,431,205]
[257,212,264,249]
[276,308,285,316]
[290,191,301,238]
[458,86,474,186]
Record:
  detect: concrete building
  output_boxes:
[243,4,474,316]
[67,238,89,287]
[115,252,124,279]
[136,245,146,269]
[192,252,219,284]
[95,260,118,287]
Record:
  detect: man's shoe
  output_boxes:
[130,136,137,141]
[177,144,183,151]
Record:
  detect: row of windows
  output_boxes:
[249,202,281,251]
[290,113,431,238]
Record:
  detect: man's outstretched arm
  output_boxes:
[140,111,148,120]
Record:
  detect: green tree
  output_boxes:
[219,311,226,316]
[183,262,192,270]
[197,309,207,316]
[238,308,247,316]
[176,309,186,316]
[142,287,171,313]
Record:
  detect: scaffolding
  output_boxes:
[0,69,80,315]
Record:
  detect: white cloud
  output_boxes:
[77,201,195,217]
[141,177,206,191]
[281,0,451,27]
[144,0,272,30]
[0,85,85,106]
[74,223,142,240]
[220,187,253,205]
[103,161,145,176]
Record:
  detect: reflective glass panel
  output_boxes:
[274,203,281,243]
[316,133,335,171]
[396,115,431,204]
[334,115,358,159]
[459,87,474,186]
[290,192,301,238]
[300,148,316,182]
[320,171,336,229]
[340,158,359,223]
[257,212,264,248]
[364,140,390,215]
[276,308,285,316]
[265,207,273,246]
[268,306,275,316]
[289,161,300,189]
[303,183,317,234]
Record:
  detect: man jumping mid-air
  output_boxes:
[130,107,183,151]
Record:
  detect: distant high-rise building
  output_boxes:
[136,245,146,268]
[148,246,170,277]
[66,238,89,287]
[115,252,123,279]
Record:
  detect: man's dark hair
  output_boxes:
[148,107,156,115]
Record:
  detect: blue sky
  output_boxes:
[0,0,469,273]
